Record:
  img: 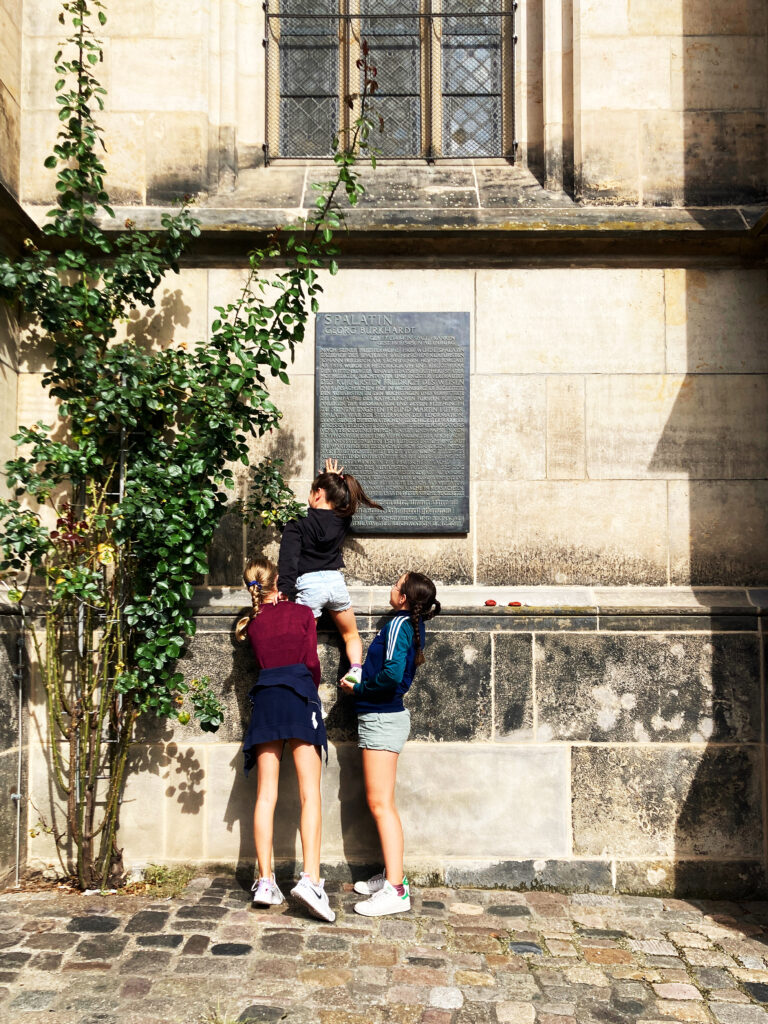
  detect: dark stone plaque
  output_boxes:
[315,312,469,534]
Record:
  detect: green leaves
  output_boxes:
[0,0,382,888]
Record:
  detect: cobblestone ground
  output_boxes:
[1,876,768,1024]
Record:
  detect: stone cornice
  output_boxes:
[19,201,768,266]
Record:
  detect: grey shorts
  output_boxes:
[295,570,352,618]
[357,710,411,754]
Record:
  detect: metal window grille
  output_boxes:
[264,1,517,161]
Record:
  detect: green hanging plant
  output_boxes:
[0,0,380,888]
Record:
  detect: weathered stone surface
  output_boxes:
[353,166,477,210]
[669,480,768,586]
[535,633,760,742]
[664,269,768,375]
[75,935,130,960]
[407,633,492,741]
[471,377,545,483]
[109,38,207,113]
[398,746,569,859]
[182,934,209,955]
[445,860,612,893]
[675,111,768,206]
[236,1006,286,1023]
[23,932,77,950]
[615,859,767,899]
[576,110,641,203]
[546,378,586,481]
[0,64,20,196]
[476,481,668,586]
[132,935,183,953]
[572,747,763,859]
[672,37,766,113]
[146,111,207,200]
[493,635,533,741]
[124,911,170,934]
[476,270,665,375]
[342,534,474,588]
[588,374,768,481]
[579,37,672,111]
[211,942,253,956]
[66,917,121,934]
[118,950,173,975]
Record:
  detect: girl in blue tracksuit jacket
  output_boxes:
[339,571,440,918]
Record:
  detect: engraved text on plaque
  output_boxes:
[315,312,469,534]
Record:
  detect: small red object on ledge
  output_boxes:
[484,599,497,606]
[508,601,522,607]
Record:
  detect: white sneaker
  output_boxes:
[353,871,386,896]
[354,878,411,917]
[290,874,336,922]
[251,876,284,906]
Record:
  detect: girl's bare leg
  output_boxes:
[329,607,362,672]
[289,739,323,882]
[254,742,283,879]
[361,748,403,885]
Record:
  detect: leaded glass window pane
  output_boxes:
[360,0,422,157]
[441,2,502,157]
[278,0,338,157]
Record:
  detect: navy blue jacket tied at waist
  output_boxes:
[243,663,327,774]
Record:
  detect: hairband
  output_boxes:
[246,580,262,591]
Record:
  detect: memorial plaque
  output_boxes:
[315,312,469,533]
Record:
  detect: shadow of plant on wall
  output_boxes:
[128,736,206,817]
[125,288,192,350]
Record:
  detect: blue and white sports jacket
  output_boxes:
[352,612,426,714]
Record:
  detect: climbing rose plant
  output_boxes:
[0,0,380,888]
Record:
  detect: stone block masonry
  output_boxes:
[25,586,766,899]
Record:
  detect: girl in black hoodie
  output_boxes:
[277,458,382,685]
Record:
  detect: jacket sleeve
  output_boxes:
[277,521,302,599]
[353,618,413,699]
[303,609,322,689]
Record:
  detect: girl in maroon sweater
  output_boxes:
[236,556,334,922]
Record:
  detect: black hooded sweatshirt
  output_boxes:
[277,508,350,600]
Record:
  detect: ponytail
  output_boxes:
[400,571,440,667]
[235,556,279,642]
[312,469,383,519]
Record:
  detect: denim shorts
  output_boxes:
[357,710,411,754]
[295,570,352,618]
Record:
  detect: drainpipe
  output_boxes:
[10,604,25,888]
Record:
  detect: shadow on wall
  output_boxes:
[680,0,767,208]
[648,265,768,897]
[639,0,768,896]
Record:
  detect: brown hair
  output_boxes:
[400,571,440,667]
[235,555,279,642]
[312,469,383,519]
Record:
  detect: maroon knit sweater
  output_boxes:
[246,602,321,688]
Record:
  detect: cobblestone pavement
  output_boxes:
[2,876,768,1024]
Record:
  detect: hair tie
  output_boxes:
[246,580,262,591]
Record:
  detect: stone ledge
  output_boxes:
[19,198,768,262]
[188,585,765,619]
